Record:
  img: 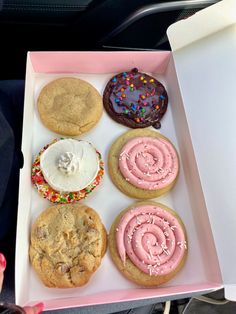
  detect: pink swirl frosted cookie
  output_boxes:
[109,201,187,286]
[108,129,179,199]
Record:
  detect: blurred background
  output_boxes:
[0,0,219,79]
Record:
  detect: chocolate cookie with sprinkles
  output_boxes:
[103,68,168,129]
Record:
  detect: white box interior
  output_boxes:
[15,51,223,310]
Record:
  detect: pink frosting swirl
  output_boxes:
[116,205,187,276]
[119,137,178,190]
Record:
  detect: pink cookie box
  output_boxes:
[15,0,236,311]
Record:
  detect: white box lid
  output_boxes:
[167,0,236,300]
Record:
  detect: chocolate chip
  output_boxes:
[36,227,48,239]
[56,263,70,274]
[78,266,85,272]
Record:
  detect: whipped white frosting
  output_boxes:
[40,139,99,192]
[58,152,79,175]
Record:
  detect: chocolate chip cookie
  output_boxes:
[29,204,107,288]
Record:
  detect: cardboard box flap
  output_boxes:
[167,0,236,52]
[167,0,236,300]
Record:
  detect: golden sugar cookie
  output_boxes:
[109,201,187,286]
[30,203,107,288]
[108,129,179,199]
[37,77,103,136]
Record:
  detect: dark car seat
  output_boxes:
[0,0,219,79]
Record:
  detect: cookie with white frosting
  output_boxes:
[32,138,104,203]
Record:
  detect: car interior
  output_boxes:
[0,0,218,79]
[2,1,233,314]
